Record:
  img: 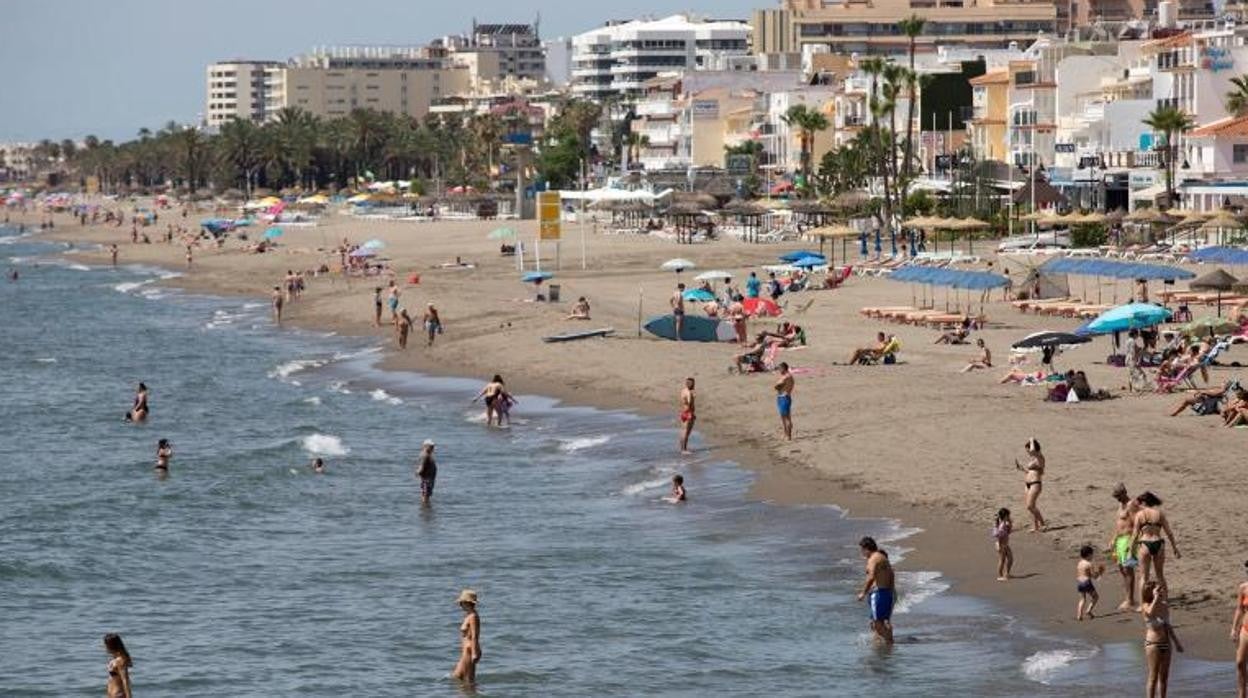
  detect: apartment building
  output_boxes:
[437,21,547,82]
[571,14,751,101]
[752,0,1056,56]
[265,47,472,121]
[205,60,282,128]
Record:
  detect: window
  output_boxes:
[1234,144,1248,164]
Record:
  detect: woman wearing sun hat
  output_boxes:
[452,589,481,683]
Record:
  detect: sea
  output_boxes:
[0,223,1232,696]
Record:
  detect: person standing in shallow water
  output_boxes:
[857,536,895,646]
[678,377,696,454]
[127,382,149,422]
[103,633,132,698]
[272,286,284,324]
[452,589,481,684]
[473,375,506,427]
[417,439,436,505]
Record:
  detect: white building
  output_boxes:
[570,14,751,101]
[205,60,282,128]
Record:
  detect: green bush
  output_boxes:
[1070,223,1107,248]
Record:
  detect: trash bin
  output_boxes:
[548,284,561,302]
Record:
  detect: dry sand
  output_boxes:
[27,202,1248,661]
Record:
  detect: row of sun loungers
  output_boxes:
[1010,297,1113,318]
[858,306,985,328]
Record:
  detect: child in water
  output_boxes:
[667,475,687,503]
[993,508,1013,581]
[1076,544,1105,620]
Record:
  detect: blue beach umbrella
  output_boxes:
[1077,303,1172,336]
[792,255,827,269]
[349,248,377,258]
[682,288,716,302]
[778,250,824,263]
[522,271,554,284]
[263,226,284,240]
[361,239,385,250]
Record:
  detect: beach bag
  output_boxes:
[1066,388,1080,403]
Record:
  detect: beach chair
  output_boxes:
[792,298,817,315]
[859,337,902,365]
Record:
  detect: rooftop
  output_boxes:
[1190,115,1248,137]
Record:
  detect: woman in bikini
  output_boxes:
[1014,438,1046,532]
[1131,491,1180,602]
[128,382,149,422]
[452,589,481,684]
[1141,581,1183,698]
[104,633,133,698]
[473,375,506,427]
[155,439,172,471]
[1234,561,1248,698]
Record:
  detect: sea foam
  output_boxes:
[558,435,611,452]
[301,433,349,456]
[1022,648,1097,684]
[370,388,403,405]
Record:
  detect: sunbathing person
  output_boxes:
[733,337,768,373]
[849,332,889,365]
[761,322,801,347]
[1169,379,1241,417]
[1223,387,1248,427]
[1000,367,1048,385]
[566,297,591,320]
[935,327,969,345]
[961,338,993,372]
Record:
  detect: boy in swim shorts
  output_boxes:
[1076,545,1105,620]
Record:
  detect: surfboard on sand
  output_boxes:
[644,314,722,342]
[542,327,615,343]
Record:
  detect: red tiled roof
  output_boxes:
[1190,115,1248,137]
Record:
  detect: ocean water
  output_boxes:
[0,225,1232,696]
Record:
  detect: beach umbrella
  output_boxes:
[742,297,783,317]
[1078,303,1171,336]
[522,271,553,284]
[1181,316,1239,337]
[263,226,284,240]
[661,258,696,273]
[1012,331,1091,350]
[682,288,716,302]
[487,227,516,240]
[779,250,825,263]
[361,239,385,250]
[792,255,827,269]
[348,248,377,258]
[1190,267,1239,316]
[694,270,733,282]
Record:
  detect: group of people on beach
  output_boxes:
[371,279,442,350]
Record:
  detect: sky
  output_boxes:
[1,0,763,143]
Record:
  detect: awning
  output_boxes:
[1041,257,1194,281]
[887,266,1009,290]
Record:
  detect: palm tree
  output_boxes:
[1226,75,1248,116]
[217,118,266,197]
[1143,106,1195,209]
[781,104,830,191]
[898,15,926,203]
[625,132,650,165]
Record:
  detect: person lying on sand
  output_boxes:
[935,327,969,345]
[566,297,591,320]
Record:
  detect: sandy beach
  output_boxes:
[27,202,1248,662]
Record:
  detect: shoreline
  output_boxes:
[20,207,1241,664]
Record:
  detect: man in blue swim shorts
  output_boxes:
[774,362,794,440]
[856,536,896,645]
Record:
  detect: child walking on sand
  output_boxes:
[993,508,1014,581]
[1076,544,1106,620]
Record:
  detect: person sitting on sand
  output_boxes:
[961,338,992,372]
[935,327,969,344]
[849,332,889,365]
[732,337,768,373]
[761,321,801,348]
[566,297,591,320]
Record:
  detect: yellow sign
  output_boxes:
[85,176,99,195]
[538,191,561,240]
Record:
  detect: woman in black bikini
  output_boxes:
[1131,491,1181,605]
[473,375,505,427]
[104,633,133,698]
[1014,438,1046,532]
[127,382,149,422]
[1141,581,1183,698]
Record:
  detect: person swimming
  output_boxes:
[103,633,132,698]
[667,474,687,503]
[311,457,325,474]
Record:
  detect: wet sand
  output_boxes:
[29,202,1247,661]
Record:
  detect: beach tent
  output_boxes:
[997,255,1069,300]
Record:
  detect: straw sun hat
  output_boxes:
[456,589,478,605]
